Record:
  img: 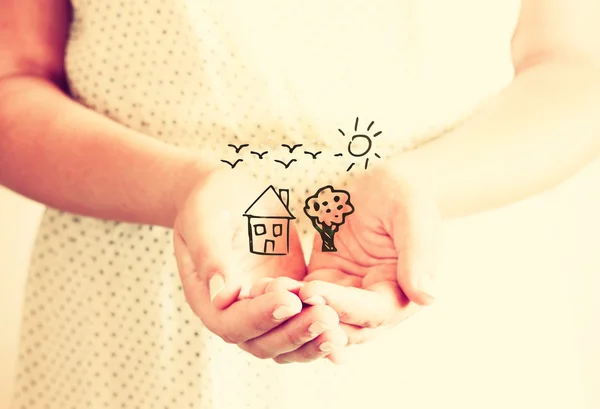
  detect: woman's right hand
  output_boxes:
[172,168,347,363]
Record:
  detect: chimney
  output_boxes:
[278,189,289,208]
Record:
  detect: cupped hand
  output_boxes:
[299,165,442,346]
[172,168,346,362]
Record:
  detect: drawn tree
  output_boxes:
[303,185,354,252]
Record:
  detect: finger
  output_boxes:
[174,229,206,316]
[239,304,339,359]
[265,277,304,295]
[218,290,303,344]
[391,186,441,306]
[325,349,348,365]
[305,268,363,288]
[338,322,397,346]
[239,277,305,300]
[176,185,244,310]
[239,278,273,300]
[273,327,348,364]
[299,279,409,328]
[339,323,377,345]
[303,269,362,306]
[173,229,195,281]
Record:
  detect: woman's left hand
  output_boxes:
[299,164,442,349]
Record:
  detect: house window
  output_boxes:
[273,224,282,237]
[254,224,266,236]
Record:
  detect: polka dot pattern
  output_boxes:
[11,1,521,408]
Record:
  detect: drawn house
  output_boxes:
[243,186,295,255]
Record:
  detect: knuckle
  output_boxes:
[300,280,321,296]
[302,347,323,361]
[313,305,339,324]
[273,356,290,365]
[218,326,247,345]
[254,316,275,333]
[336,308,351,323]
[251,345,275,360]
[219,333,239,345]
[286,330,307,347]
[266,277,294,292]
[361,319,384,329]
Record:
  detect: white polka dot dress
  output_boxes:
[11,1,595,408]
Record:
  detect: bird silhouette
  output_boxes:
[274,159,297,169]
[221,159,243,168]
[304,150,322,159]
[227,143,249,153]
[251,151,268,159]
[281,143,303,153]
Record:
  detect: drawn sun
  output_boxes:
[336,117,382,172]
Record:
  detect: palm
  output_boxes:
[302,169,440,340]
[307,208,398,288]
[229,216,306,285]
[175,170,307,311]
[306,181,409,318]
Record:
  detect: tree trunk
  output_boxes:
[319,224,336,252]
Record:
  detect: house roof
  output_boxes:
[243,185,295,219]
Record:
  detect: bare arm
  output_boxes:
[389,0,600,219]
[0,0,217,228]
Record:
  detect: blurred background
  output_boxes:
[0,187,44,409]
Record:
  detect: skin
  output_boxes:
[0,0,345,363]
[299,0,600,347]
[1,0,600,366]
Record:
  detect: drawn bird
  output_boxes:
[221,159,243,168]
[274,159,297,168]
[304,150,322,159]
[251,151,268,159]
[227,143,249,153]
[281,143,303,153]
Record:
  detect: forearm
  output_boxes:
[0,76,218,227]
[391,58,600,219]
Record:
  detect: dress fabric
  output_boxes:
[10,1,599,408]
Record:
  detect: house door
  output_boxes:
[264,240,275,254]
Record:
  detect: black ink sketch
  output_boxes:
[251,151,268,159]
[227,143,249,153]
[303,186,354,252]
[281,143,303,153]
[334,153,343,157]
[304,151,322,159]
[274,159,297,168]
[243,186,295,255]
[335,117,382,171]
[221,159,243,168]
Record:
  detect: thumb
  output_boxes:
[391,186,441,306]
[175,209,242,311]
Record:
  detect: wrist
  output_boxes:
[372,152,443,220]
[168,152,221,228]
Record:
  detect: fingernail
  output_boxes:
[308,321,328,335]
[319,342,335,352]
[272,306,298,320]
[303,295,326,305]
[238,282,252,300]
[209,274,225,303]
[418,275,436,301]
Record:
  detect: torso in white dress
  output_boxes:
[11,1,600,408]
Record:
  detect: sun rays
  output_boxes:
[337,117,382,172]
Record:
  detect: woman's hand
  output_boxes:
[299,164,442,346]
[172,168,346,362]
